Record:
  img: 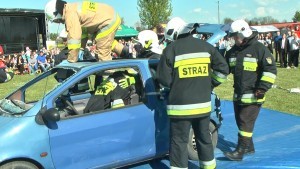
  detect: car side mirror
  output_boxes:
[42,108,60,122]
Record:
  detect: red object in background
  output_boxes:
[0,59,6,69]
[0,45,3,56]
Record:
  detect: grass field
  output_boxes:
[0,65,299,116]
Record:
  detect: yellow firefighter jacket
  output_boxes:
[62,1,121,62]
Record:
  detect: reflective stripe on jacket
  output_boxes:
[63,1,119,60]
[226,32,277,104]
[157,35,229,118]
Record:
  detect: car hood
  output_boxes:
[196,23,228,45]
[0,116,16,130]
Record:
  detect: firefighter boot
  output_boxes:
[244,137,255,155]
[224,135,250,161]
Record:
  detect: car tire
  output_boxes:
[187,121,218,161]
[0,161,39,169]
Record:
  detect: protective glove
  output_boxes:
[254,89,266,99]
[78,48,84,61]
[119,76,135,89]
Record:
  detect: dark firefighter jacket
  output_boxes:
[225,32,277,104]
[157,35,229,118]
[83,71,133,113]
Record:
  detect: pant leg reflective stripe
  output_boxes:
[95,13,121,40]
[111,99,124,108]
[67,39,81,50]
[200,159,216,169]
[170,166,188,169]
[239,130,253,137]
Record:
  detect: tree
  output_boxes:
[249,16,278,25]
[137,0,172,29]
[292,11,300,22]
[223,17,233,24]
[134,21,146,32]
[49,33,58,41]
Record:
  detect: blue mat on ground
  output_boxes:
[124,100,300,169]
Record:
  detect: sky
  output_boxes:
[2,0,300,33]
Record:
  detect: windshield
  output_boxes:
[0,67,77,117]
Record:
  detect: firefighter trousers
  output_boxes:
[169,116,215,168]
[233,102,262,136]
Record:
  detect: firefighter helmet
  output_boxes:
[229,19,252,39]
[137,30,162,54]
[164,17,187,41]
[45,0,62,22]
[138,30,159,49]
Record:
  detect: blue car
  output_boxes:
[0,60,222,168]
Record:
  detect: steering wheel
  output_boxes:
[60,96,80,115]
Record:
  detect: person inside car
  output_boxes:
[83,69,140,113]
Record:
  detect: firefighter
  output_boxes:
[0,59,14,83]
[54,29,96,66]
[45,0,127,63]
[156,17,229,169]
[83,69,138,113]
[223,19,277,161]
[135,30,162,59]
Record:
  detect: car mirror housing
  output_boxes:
[42,108,60,122]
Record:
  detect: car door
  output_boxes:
[48,64,164,169]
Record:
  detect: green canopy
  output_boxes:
[115,24,139,38]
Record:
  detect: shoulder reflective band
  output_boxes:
[261,72,276,84]
[174,52,211,68]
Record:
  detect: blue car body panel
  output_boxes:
[0,116,54,168]
[197,23,227,45]
[0,58,220,168]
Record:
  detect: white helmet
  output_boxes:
[45,0,62,22]
[138,30,158,49]
[164,17,188,41]
[137,30,162,54]
[229,19,253,39]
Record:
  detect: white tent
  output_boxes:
[251,25,279,33]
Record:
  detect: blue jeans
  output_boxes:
[39,63,50,72]
[29,64,38,73]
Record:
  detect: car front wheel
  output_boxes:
[0,161,39,169]
[187,121,218,161]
